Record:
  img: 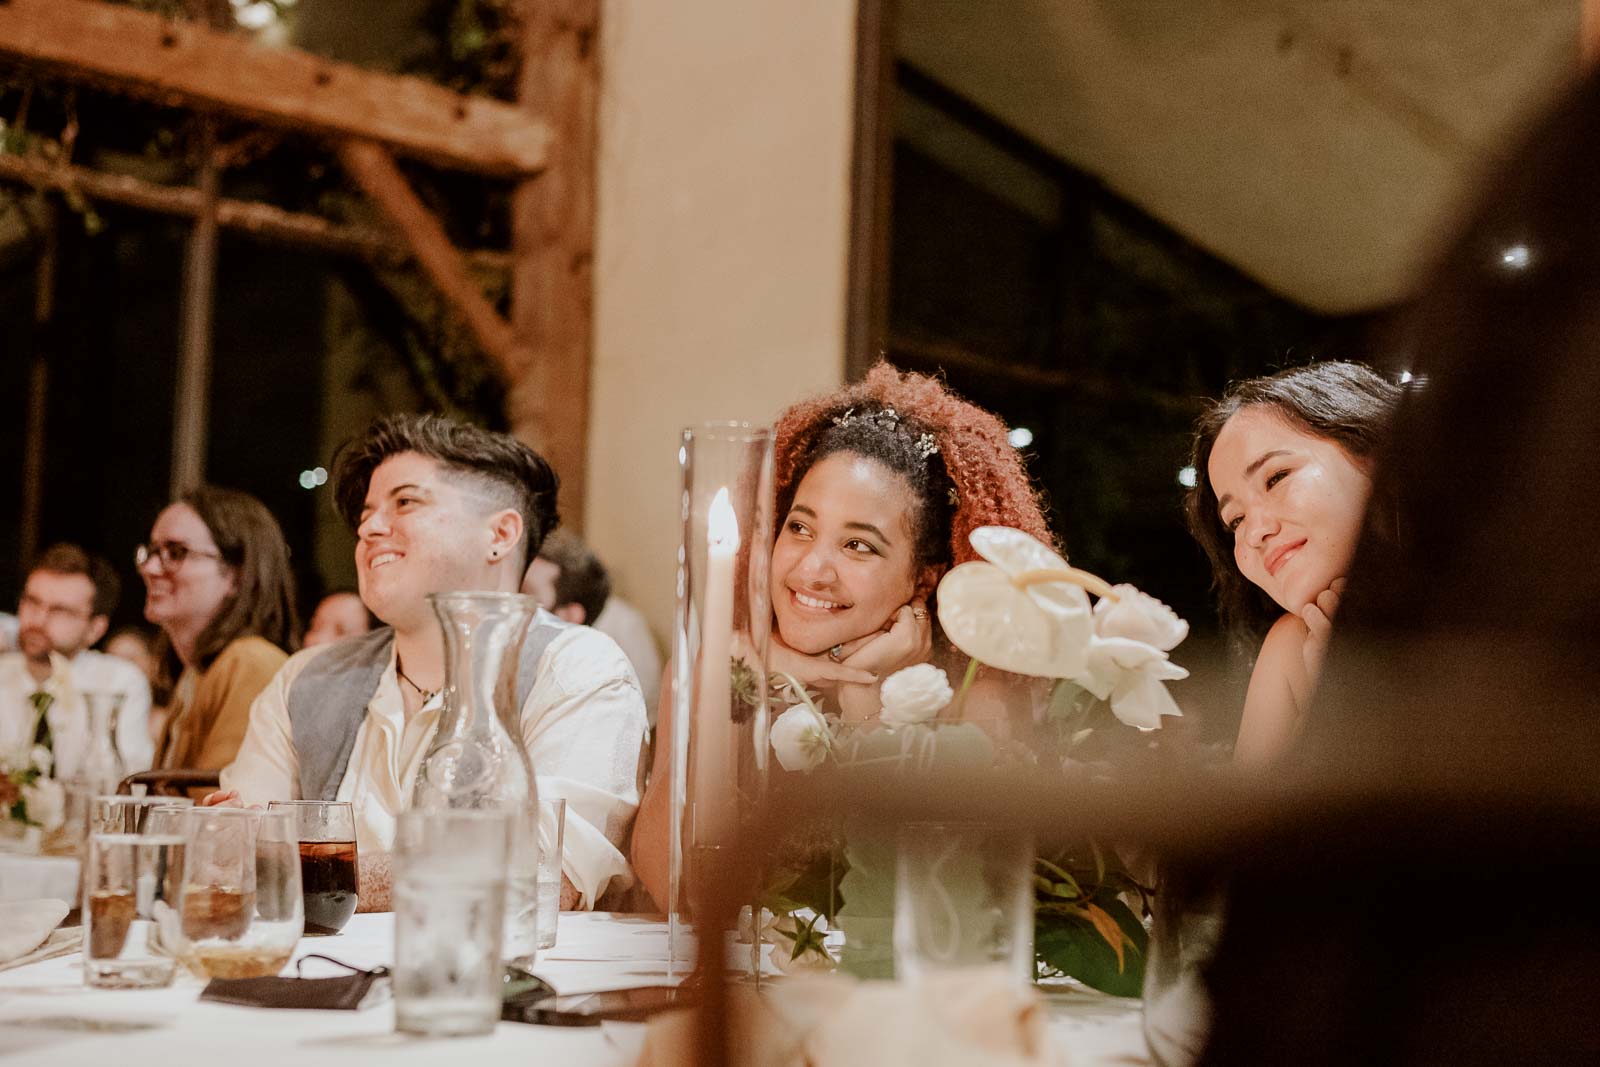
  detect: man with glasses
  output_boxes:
[0,543,154,776]
[217,415,647,912]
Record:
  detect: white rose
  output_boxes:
[1075,637,1188,731]
[1094,586,1189,652]
[936,527,1095,678]
[27,745,52,778]
[770,704,831,773]
[21,777,65,832]
[879,664,953,726]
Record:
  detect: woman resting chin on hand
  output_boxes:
[1187,362,1400,766]
[628,364,1053,910]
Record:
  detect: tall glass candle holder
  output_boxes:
[667,423,774,976]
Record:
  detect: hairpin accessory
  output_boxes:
[830,407,941,459]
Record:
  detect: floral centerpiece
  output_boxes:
[756,526,1189,994]
[0,693,67,852]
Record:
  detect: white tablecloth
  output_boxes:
[0,913,1149,1065]
[0,854,78,903]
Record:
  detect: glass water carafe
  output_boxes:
[412,592,541,965]
[80,691,126,795]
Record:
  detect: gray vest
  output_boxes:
[286,611,570,801]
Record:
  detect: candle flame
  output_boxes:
[707,487,741,552]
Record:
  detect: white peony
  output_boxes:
[27,745,52,778]
[21,777,65,832]
[1075,637,1188,731]
[1093,586,1189,652]
[878,664,953,726]
[936,527,1095,678]
[770,704,831,773]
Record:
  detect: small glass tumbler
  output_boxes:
[535,798,566,949]
[394,809,510,1037]
[268,801,359,936]
[893,821,1034,986]
[89,795,193,836]
[83,832,187,988]
[174,807,304,979]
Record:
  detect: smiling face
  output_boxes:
[140,503,237,636]
[769,452,930,655]
[1208,406,1373,615]
[354,452,524,633]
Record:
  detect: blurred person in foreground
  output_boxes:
[216,415,647,912]
[303,590,374,648]
[523,529,663,715]
[141,486,299,772]
[1195,66,1600,1066]
[0,543,154,774]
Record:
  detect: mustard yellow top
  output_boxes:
[157,635,287,772]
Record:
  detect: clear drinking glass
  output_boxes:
[393,809,510,1037]
[893,821,1034,987]
[89,795,193,836]
[535,797,566,949]
[268,801,359,936]
[79,691,126,796]
[83,832,186,988]
[173,807,303,979]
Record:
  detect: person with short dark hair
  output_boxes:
[523,530,663,715]
[140,486,299,773]
[1185,361,1401,763]
[219,414,647,912]
[1,543,155,775]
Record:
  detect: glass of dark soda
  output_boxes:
[268,800,359,936]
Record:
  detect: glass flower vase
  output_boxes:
[80,691,126,797]
[667,423,775,977]
[412,591,541,966]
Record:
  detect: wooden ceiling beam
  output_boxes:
[0,0,549,176]
[0,151,512,271]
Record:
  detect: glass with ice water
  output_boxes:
[84,832,187,988]
[893,821,1034,987]
[394,809,510,1037]
[535,798,566,950]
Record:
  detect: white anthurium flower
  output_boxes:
[1076,637,1188,731]
[1093,585,1189,652]
[936,526,1095,678]
[879,664,953,726]
[770,704,831,773]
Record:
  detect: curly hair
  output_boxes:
[772,363,1053,579]
[1184,361,1401,646]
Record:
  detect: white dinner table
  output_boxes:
[0,912,1149,1065]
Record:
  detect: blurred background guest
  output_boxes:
[141,486,299,772]
[302,589,375,648]
[523,529,663,715]
[0,543,154,775]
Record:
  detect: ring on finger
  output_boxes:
[828,644,844,662]
[912,608,929,621]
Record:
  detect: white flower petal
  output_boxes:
[968,525,1071,578]
[1108,671,1186,731]
[1094,586,1189,652]
[937,562,1093,678]
[879,664,953,726]
[769,704,830,773]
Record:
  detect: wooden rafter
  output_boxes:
[337,139,529,384]
[0,0,549,175]
[0,151,512,271]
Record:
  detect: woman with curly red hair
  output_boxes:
[630,363,1052,906]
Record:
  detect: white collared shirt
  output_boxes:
[222,625,647,908]
[0,650,155,776]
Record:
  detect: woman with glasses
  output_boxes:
[138,486,300,773]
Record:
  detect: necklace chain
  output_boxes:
[396,664,438,703]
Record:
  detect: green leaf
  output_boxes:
[1034,893,1148,997]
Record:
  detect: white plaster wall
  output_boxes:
[586,0,858,643]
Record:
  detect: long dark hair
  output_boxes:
[168,485,300,671]
[1184,361,1401,646]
